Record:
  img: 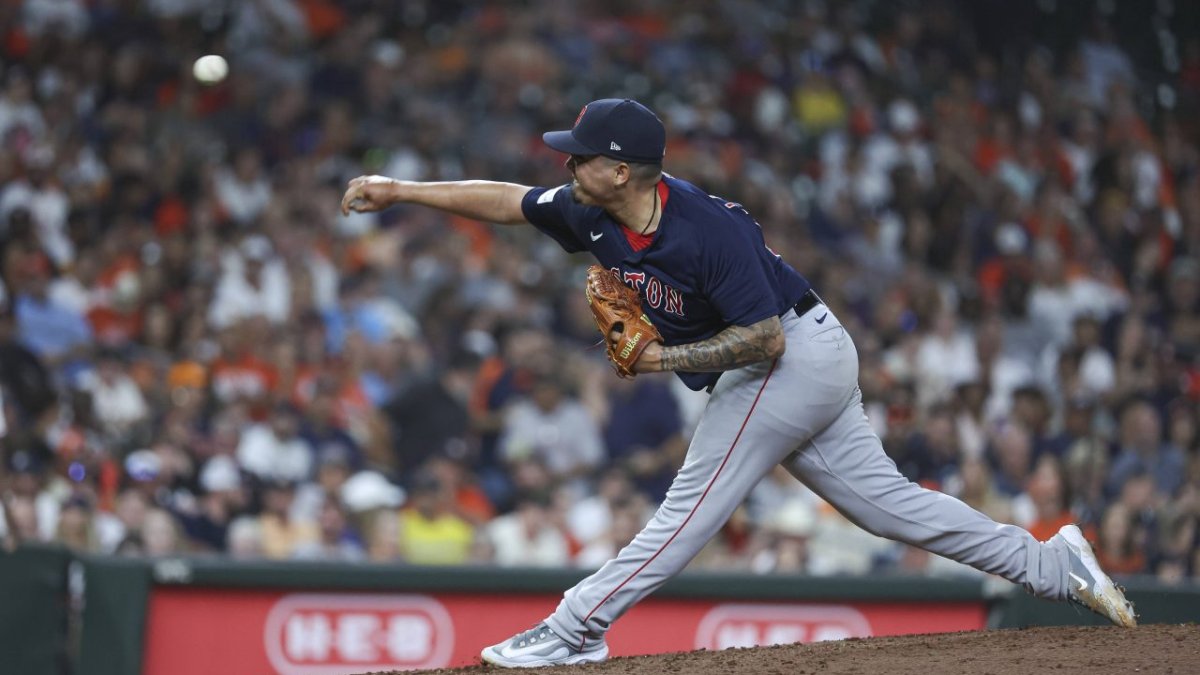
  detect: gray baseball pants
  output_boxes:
[545,306,1071,649]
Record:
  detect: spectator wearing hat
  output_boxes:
[208,235,291,330]
[339,469,405,560]
[122,447,189,514]
[175,455,245,552]
[4,447,60,542]
[857,98,934,208]
[395,469,473,565]
[55,494,100,552]
[749,497,817,575]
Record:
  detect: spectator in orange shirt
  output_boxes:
[1022,455,1077,542]
[1095,502,1146,575]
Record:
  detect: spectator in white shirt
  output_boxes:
[486,491,570,567]
[0,150,73,267]
[499,374,604,482]
[213,148,272,225]
[78,349,149,441]
[208,235,292,329]
[236,404,313,483]
[915,308,980,409]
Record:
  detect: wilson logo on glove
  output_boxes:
[585,265,663,378]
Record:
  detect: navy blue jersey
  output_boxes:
[522,174,812,391]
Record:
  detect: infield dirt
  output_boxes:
[362,624,1197,675]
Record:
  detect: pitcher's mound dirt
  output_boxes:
[369,624,1196,675]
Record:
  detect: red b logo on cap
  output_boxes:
[574,105,588,127]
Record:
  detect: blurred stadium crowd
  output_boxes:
[0,0,1197,582]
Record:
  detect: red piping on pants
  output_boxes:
[578,359,778,650]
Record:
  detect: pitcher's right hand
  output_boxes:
[341,175,400,215]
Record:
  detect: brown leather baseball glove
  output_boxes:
[584,265,663,378]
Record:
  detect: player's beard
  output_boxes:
[571,179,599,206]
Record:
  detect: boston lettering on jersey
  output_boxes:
[522,174,811,391]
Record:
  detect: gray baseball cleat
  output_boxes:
[480,623,609,668]
[1055,524,1137,627]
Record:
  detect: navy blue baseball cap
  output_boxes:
[543,99,666,164]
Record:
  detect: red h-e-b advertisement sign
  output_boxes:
[142,589,985,674]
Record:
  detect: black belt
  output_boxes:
[792,289,822,318]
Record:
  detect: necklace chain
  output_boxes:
[639,187,658,235]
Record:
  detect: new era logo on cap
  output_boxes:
[543,99,666,163]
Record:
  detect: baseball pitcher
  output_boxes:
[341,98,1135,669]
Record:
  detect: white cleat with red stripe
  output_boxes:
[481,623,609,668]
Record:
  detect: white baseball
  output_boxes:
[193,55,228,84]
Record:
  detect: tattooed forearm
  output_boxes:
[659,316,785,372]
